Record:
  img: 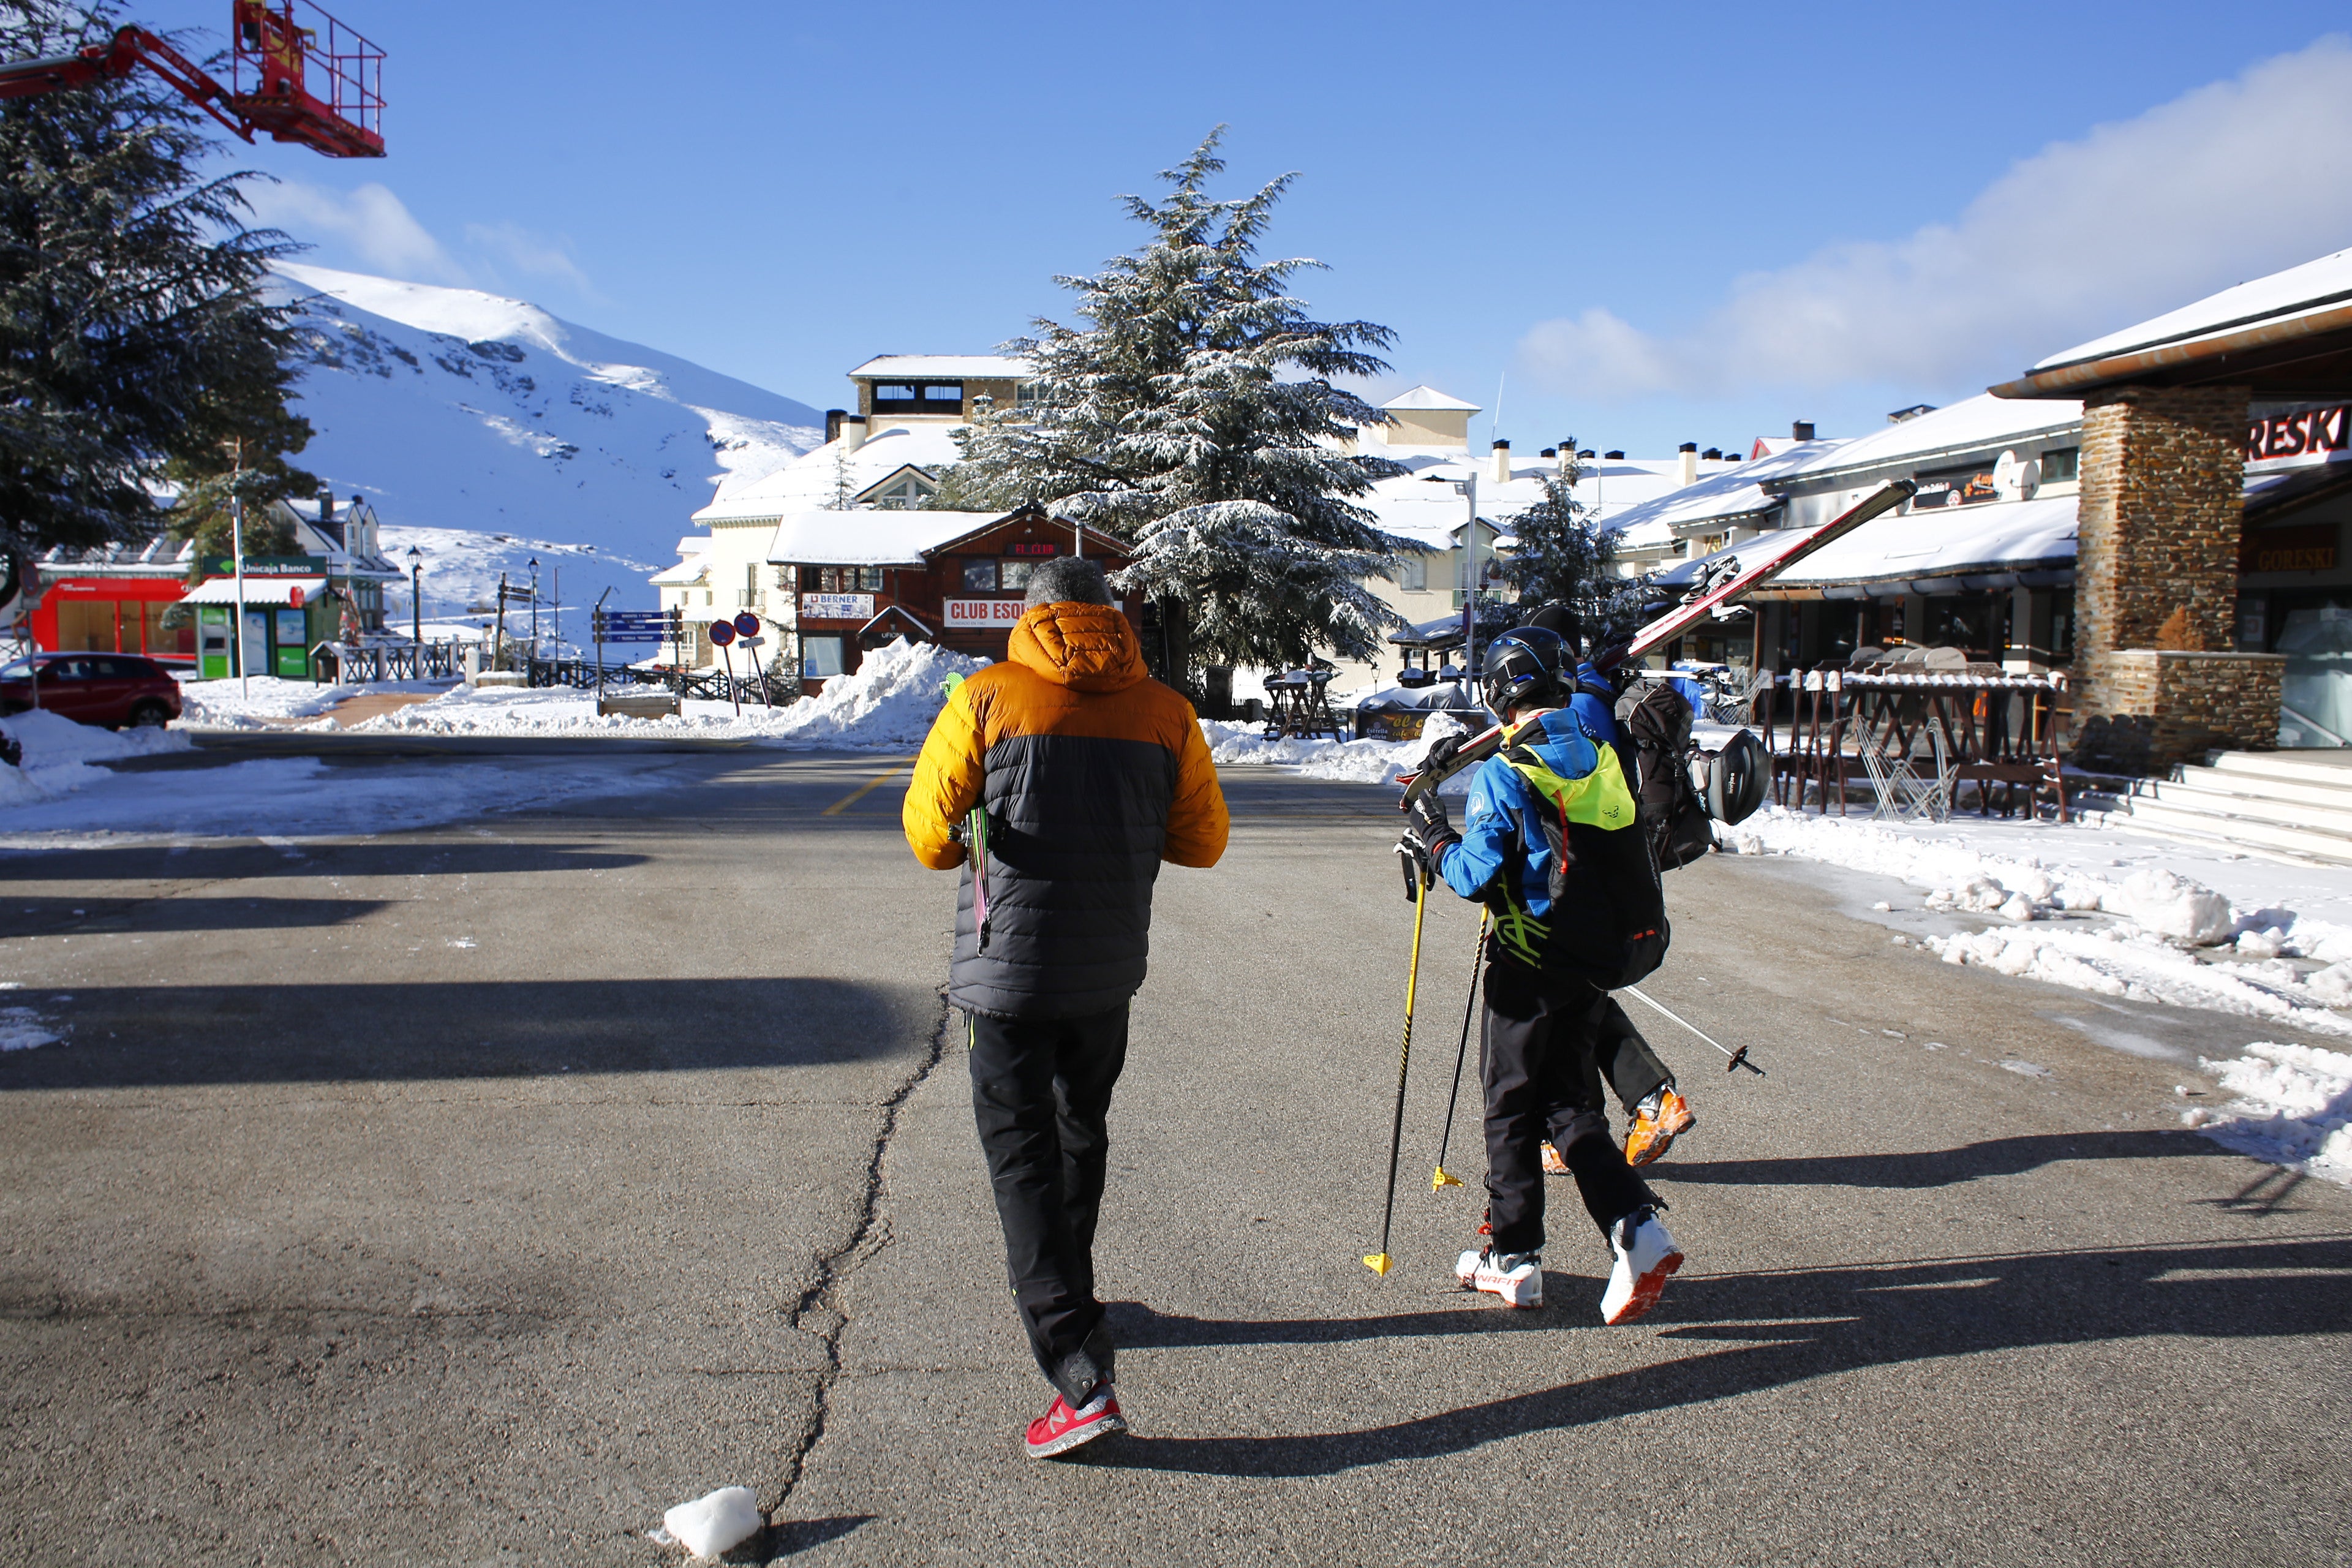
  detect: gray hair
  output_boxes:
[1023,557,1112,608]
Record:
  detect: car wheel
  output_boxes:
[127,701,170,729]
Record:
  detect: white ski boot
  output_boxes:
[1456,1247,1544,1308]
[1600,1207,1682,1324]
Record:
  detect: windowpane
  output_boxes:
[873,385,916,402]
[801,635,846,677]
[921,383,962,402]
[1000,560,1033,591]
[858,567,883,591]
[962,560,996,592]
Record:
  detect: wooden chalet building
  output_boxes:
[765,503,1134,694]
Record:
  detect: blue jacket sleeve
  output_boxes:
[1438,760,1516,900]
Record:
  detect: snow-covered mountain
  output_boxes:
[270,263,825,619]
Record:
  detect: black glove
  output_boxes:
[1420,731,1464,780]
[1395,795,1461,891]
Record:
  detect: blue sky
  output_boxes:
[141,0,2352,456]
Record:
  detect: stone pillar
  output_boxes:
[2072,383,2283,767]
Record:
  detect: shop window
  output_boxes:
[801,635,846,677]
[962,559,998,592]
[2041,447,2080,484]
[1000,560,1033,592]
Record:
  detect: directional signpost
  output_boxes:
[590,594,684,698]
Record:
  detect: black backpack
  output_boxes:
[1614,680,1768,872]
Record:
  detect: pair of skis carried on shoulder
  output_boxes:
[1394,479,1916,806]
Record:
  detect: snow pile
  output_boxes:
[178,676,383,728]
[2185,1042,2352,1183]
[341,639,985,749]
[1721,805,2352,1035]
[1199,711,1474,793]
[761,638,987,748]
[0,709,192,809]
[655,1487,764,1559]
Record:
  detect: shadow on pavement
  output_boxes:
[0,841,650,883]
[1091,1235,2352,1477]
[0,978,939,1088]
[1655,1129,2228,1189]
[758,1515,874,1560]
[0,895,393,937]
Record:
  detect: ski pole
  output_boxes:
[1431,908,1488,1192]
[1621,984,1765,1076]
[1365,850,1428,1278]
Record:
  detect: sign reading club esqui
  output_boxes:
[943,598,1029,628]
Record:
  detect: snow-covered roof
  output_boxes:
[695,423,967,523]
[764,510,1007,568]
[649,556,710,587]
[1359,450,1719,549]
[1789,394,2081,485]
[181,576,328,606]
[1381,384,1481,413]
[2032,246,2352,372]
[1769,495,2078,587]
[848,355,1030,380]
[1599,439,1848,536]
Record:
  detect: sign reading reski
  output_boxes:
[2246,404,2351,463]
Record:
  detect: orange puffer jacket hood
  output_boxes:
[1006,601,1148,693]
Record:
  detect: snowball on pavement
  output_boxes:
[660,1487,763,1559]
[2114,867,2234,946]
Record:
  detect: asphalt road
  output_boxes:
[1,749,2345,1566]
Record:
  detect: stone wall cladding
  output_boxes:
[2075,384,2250,658]
[2081,650,2283,767]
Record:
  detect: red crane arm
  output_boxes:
[0,26,250,140]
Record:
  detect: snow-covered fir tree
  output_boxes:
[0,0,307,556]
[1499,454,1640,642]
[939,130,1409,685]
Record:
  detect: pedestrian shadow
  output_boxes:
[1089,1236,2352,1477]
[755,1515,872,1560]
[1107,1298,1562,1349]
[0,840,649,884]
[0,895,393,937]
[1654,1129,2223,1189]
[0,977,940,1088]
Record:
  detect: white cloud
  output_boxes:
[1520,35,2352,403]
[462,221,600,300]
[246,179,468,285]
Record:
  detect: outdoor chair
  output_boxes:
[1862,718,1955,823]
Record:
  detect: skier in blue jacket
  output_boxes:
[1397,625,1687,1321]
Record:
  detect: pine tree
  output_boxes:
[0,0,308,557]
[940,130,1409,685]
[1498,453,1638,639]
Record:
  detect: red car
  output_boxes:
[0,652,183,729]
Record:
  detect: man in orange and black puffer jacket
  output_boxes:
[903,556,1227,1460]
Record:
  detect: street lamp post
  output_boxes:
[528,556,540,657]
[406,545,423,648]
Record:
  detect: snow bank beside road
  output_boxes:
[0,709,191,809]
[175,676,355,726]
[1723,805,2352,1038]
[2185,1042,2352,1182]
[1200,712,1473,793]
[341,638,986,748]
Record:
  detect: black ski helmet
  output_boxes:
[1521,600,1583,655]
[1481,626,1570,715]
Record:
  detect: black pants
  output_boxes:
[967,1003,1129,1404]
[1482,960,1659,1258]
[1597,997,1673,1111]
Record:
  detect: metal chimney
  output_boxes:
[1792,420,1816,442]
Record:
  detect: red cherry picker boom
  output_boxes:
[0,0,384,159]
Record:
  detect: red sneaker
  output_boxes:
[1024,1384,1126,1459]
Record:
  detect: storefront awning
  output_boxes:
[178,576,327,606]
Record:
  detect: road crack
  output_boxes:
[769,989,951,1515]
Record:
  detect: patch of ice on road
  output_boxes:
[2187,1041,2352,1184]
[1200,710,1474,793]
[0,1003,62,1052]
[659,1487,763,1559]
[339,638,986,750]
